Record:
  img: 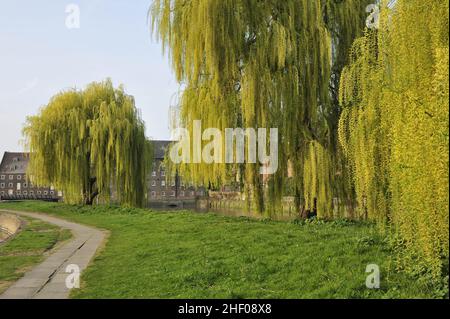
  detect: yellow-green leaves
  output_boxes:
[23,79,151,207]
[338,0,449,280]
[150,0,371,215]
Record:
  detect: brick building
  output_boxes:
[148,141,205,203]
[0,152,61,201]
[0,142,206,204]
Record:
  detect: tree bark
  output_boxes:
[84,177,99,205]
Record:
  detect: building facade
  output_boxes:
[148,141,205,203]
[0,142,206,204]
[0,152,61,201]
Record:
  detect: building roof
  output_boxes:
[0,152,30,174]
[152,140,173,159]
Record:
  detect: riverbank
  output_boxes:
[0,201,444,298]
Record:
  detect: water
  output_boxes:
[147,199,299,221]
[194,205,297,221]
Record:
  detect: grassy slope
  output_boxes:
[0,213,71,294]
[0,201,439,299]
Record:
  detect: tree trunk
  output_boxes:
[83,177,99,205]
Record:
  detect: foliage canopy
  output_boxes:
[150,0,371,215]
[24,79,151,207]
[339,0,449,281]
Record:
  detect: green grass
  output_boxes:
[0,201,443,299]
[0,212,72,294]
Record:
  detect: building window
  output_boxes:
[16,183,21,191]
[23,183,28,188]
[58,191,63,197]
[50,191,55,195]
[23,191,28,196]
[8,190,13,196]
[30,191,34,195]
[161,170,165,177]
[8,183,13,188]
[171,191,176,197]
[43,191,48,195]
[37,191,42,195]
[16,191,21,195]
[17,175,22,180]
[180,191,185,197]
[151,191,156,198]
[161,191,166,197]
[9,175,13,180]
[0,175,5,180]
[151,181,156,187]
[161,181,166,187]
[152,171,157,177]
[171,181,176,187]
[0,183,4,189]
[0,191,4,196]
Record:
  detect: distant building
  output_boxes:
[148,141,205,203]
[0,143,206,205]
[0,152,61,201]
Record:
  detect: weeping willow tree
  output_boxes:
[23,79,152,207]
[150,0,371,216]
[339,0,449,281]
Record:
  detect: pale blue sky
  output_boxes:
[0,0,178,156]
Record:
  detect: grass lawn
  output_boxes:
[0,211,72,294]
[0,201,441,299]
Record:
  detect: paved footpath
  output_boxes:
[0,210,106,299]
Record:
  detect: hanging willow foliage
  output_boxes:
[150,0,371,216]
[339,0,449,280]
[23,79,152,207]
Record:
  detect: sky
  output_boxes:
[0,0,179,157]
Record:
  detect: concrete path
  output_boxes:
[0,210,106,299]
